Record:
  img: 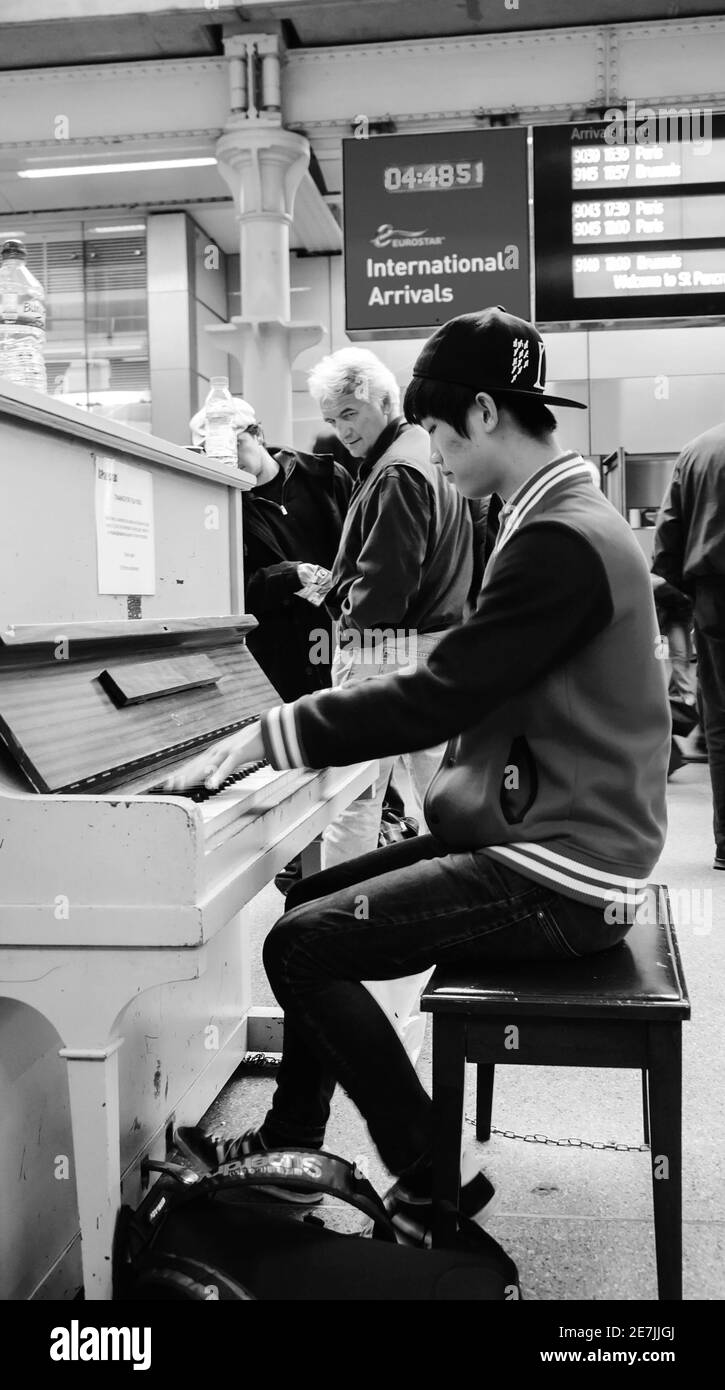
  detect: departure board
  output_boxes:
[534,117,725,322]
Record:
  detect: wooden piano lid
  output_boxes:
[0,616,281,794]
[0,614,258,647]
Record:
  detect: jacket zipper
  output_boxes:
[254,497,288,515]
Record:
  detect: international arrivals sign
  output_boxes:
[342,128,531,335]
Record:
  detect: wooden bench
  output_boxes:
[421,886,690,1300]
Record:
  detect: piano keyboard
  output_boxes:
[146,758,271,803]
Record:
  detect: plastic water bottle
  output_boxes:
[203,376,237,464]
[0,238,47,393]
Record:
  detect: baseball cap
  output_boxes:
[411,307,587,410]
[189,396,258,447]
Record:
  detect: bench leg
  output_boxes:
[647,1023,682,1301]
[476,1064,495,1141]
[431,1016,466,1249]
[641,1069,651,1146]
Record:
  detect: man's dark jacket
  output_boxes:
[652,422,725,594]
[244,448,351,700]
[325,417,478,633]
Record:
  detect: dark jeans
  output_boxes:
[694,582,725,855]
[260,835,631,1176]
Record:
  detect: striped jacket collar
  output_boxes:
[494,451,592,557]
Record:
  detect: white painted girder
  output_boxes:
[614,20,725,104]
[283,19,725,128]
[0,20,722,237]
[1,19,723,154]
[0,0,241,17]
[284,29,609,126]
[0,59,228,146]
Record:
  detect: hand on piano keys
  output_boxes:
[161,721,267,793]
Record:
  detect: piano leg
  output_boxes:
[59,1040,124,1302]
[0,946,204,1301]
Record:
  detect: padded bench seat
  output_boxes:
[420,885,690,1300]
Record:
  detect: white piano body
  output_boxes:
[0,385,377,1301]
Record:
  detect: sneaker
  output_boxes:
[174,1125,325,1205]
[667,740,685,778]
[383,1168,497,1248]
[273,855,303,897]
[378,811,419,848]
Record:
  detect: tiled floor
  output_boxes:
[201,760,723,1301]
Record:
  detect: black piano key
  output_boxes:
[146,758,270,800]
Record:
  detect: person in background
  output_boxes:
[652,418,725,865]
[651,575,699,777]
[313,420,414,829]
[190,396,352,898]
[307,346,478,868]
[190,396,351,702]
[306,346,481,1060]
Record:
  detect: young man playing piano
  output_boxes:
[175,307,671,1241]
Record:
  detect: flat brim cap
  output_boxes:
[412,307,587,410]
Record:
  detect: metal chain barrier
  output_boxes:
[489,1126,649,1153]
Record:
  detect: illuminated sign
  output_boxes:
[534,117,725,322]
[343,129,531,335]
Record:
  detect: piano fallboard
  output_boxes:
[0,615,380,950]
[0,618,278,794]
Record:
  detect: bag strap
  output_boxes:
[206,1148,398,1242]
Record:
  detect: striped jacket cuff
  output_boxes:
[483,843,650,911]
[261,704,310,769]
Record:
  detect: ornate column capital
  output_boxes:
[215,126,311,223]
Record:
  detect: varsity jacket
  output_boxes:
[260,453,671,914]
[326,417,476,634]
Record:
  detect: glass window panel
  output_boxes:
[1,218,150,432]
[83,224,151,432]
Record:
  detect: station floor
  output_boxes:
[201,759,723,1301]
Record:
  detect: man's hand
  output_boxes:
[161,723,266,792]
[296,562,319,588]
[296,564,333,605]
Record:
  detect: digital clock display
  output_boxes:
[384,161,485,193]
[343,128,530,332]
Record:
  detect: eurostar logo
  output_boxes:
[370,223,445,248]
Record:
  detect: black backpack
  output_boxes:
[113,1150,520,1302]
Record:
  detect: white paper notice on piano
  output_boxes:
[94,456,156,595]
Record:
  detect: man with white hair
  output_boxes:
[307,347,477,867]
[304,348,479,1061]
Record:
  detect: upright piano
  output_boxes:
[0,385,377,1301]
